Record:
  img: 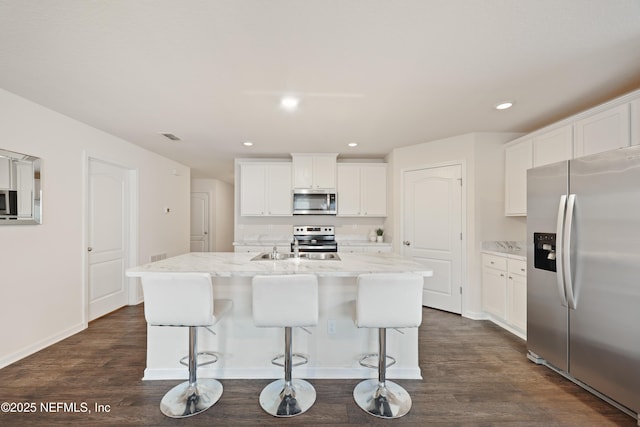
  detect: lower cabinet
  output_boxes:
[235,244,290,253]
[482,253,527,339]
[339,245,392,253]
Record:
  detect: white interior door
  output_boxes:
[402,164,463,313]
[190,192,209,252]
[87,159,130,321]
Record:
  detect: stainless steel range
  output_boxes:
[292,226,337,253]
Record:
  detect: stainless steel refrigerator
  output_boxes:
[527,145,640,420]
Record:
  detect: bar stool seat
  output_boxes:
[252,274,318,417]
[142,272,232,418]
[353,273,423,419]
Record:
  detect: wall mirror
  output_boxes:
[0,148,42,224]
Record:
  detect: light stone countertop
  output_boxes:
[127,252,432,278]
[482,241,526,260]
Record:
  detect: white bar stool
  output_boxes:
[141,272,232,418]
[353,273,423,419]
[252,274,319,417]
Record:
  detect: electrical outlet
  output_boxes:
[327,319,337,335]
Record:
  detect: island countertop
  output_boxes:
[126,251,433,278]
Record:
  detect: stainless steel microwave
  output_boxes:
[292,189,337,215]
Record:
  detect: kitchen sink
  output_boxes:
[250,252,341,261]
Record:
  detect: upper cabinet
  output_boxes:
[504,89,640,216]
[504,139,532,216]
[533,124,573,167]
[574,103,630,157]
[0,156,10,189]
[337,163,387,217]
[240,162,292,216]
[292,153,337,189]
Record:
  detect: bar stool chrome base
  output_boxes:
[353,379,412,419]
[259,379,316,417]
[160,378,223,418]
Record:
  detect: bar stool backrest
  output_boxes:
[252,274,318,327]
[142,273,215,327]
[356,273,423,329]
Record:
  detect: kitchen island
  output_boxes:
[126,252,432,381]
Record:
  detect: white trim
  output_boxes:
[0,322,86,369]
[142,366,423,381]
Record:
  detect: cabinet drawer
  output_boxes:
[508,259,527,276]
[483,254,507,270]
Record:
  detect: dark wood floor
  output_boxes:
[0,305,635,426]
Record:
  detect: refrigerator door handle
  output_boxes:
[555,195,568,307]
[564,194,577,310]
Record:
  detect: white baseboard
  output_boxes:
[0,322,87,369]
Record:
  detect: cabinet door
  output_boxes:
[240,164,266,216]
[482,266,507,319]
[533,125,573,167]
[337,164,361,215]
[631,98,640,147]
[0,157,10,189]
[266,164,292,216]
[313,155,337,189]
[508,273,527,332]
[504,139,532,216]
[364,245,392,253]
[361,164,387,216]
[574,103,630,158]
[292,155,314,188]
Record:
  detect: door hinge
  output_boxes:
[459,286,462,295]
[457,178,462,186]
[459,232,462,240]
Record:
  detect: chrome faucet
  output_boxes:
[293,238,300,258]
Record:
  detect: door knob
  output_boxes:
[204,231,208,235]
[403,241,411,246]
[87,247,93,252]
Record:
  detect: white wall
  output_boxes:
[0,88,190,368]
[191,178,235,251]
[388,132,522,318]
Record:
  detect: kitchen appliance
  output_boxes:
[527,145,640,421]
[0,189,17,217]
[292,226,338,252]
[292,189,337,215]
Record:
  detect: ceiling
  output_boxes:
[1,1,640,183]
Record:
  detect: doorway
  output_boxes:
[86,157,136,321]
[402,163,464,314]
[190,192,210,252]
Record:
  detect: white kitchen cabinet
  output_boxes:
[574,103,630,158]
[337,163,387,217]
[240,162,292,216]
[364,245,392,253]
[507,259,527,332]
[0,156,11,189]
[482,254,507,319]
[631,98,640,147]
[504,139,532,216]
[533,124,573,167]
[234,244,291,253]
[292,153,337,189]
[482,252,527,339]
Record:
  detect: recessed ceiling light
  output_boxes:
[280,96,300,111]
[242,141,253,147]
[495,101,514,110]
[348,142,358,147]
